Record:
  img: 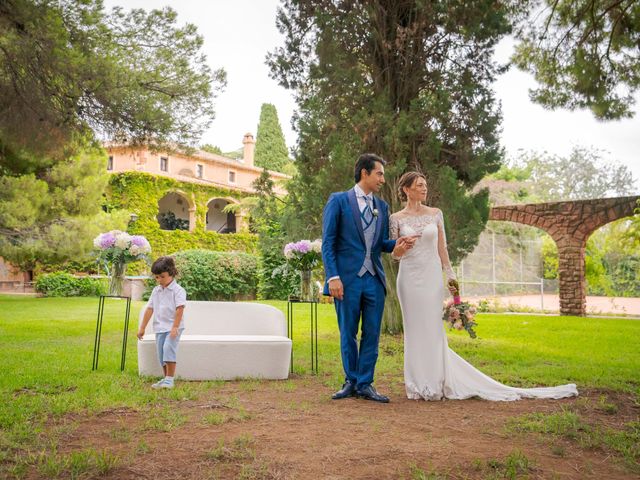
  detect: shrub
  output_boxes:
[173,250,258,300]
[35,272,106,297]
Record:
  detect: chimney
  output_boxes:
[242,133,255,166]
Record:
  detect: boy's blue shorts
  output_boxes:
[155,330,183,366]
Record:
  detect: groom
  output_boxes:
[322,153,414,403]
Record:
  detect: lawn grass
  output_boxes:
[1,294,639,476]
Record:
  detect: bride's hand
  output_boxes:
[393,236,416,257]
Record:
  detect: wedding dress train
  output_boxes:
[390,211,578,401]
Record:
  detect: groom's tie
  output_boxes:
[361,196,374,231]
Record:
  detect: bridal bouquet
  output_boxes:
[443,279,477,339]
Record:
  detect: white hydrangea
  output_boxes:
[311,239,322,253]
[114,231,131,249]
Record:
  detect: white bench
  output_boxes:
[137,301,292,380]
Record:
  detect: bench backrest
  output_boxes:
[140,300,286,336]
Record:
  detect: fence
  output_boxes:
[454,229,558,309]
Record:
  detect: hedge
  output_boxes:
[172,249,259,301]
[35,272,106,297]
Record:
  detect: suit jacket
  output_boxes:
[322,188,396,295]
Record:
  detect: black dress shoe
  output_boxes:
[356,385,390,403]
[332,381,356,400]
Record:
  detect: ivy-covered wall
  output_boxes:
[107,172,258,257]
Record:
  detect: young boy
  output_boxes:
[137,256,187,389]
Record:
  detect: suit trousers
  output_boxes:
[334,271,386,389]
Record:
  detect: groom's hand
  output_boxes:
[329,278,344,300]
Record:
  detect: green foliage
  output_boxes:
[35,272,106,297]
[586,218,640,297]
[107,172,259,260]
[246,171,299,300]
[174,250,258,300]
[513,0,640,120]
[540,219,640,297]
[0,0,225,162]
[257,222,299,300]
[200,144,223,155]
[516,147,634,201]
[627,200,640,247]
[540,234,558,280]
[0,143,129,270]
[254,103,290,172]
[480,147,636,205]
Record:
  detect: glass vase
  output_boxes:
[299,269,314,302]
[109,261,126,296]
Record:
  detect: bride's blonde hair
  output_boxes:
[397,171,427,202]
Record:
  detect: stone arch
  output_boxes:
[489,195,639,316]
[205,197,241,234]
[157,190,196,232]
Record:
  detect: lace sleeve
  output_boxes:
[390,215,402,260]
[436,210,456,280]
[389,215,399,240]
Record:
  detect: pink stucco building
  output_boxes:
[106,133,289,196]
[0,133,291,289]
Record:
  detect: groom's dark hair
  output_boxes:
[354,153,386,183]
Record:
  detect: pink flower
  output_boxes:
[453,320,463,330]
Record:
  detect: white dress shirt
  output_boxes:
[146,280,187,333]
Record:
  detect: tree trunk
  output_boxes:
[382,255,403,334]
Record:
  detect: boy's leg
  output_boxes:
[152,332,168,388]
[159,331,182,387]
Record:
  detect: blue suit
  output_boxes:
[322,188,396,389]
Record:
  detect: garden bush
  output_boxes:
[173,250,258,300]
[35,272,106,297]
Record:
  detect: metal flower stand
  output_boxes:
[92,295,132,371]
[286,297,319,375]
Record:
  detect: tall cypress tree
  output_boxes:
[254,103,290,172]
[268,1,514,332]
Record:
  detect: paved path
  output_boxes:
[467,294,640,316]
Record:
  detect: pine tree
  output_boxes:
[254,104,290,172]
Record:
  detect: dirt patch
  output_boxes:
[29,378,637,480]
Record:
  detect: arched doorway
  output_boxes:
[157,191,194,231]
[206,198,237,233]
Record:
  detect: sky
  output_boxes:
[104,0,640,192]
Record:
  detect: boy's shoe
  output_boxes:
[152,379,174,389]
[151,378,168,389]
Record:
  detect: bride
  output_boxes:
[389,171,578,401]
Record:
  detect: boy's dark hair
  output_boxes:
[151,256,178,276]
[354,153,386,183]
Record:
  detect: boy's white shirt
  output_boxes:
[146,280,187,333]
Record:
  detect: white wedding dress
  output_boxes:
[390,211,578,401]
